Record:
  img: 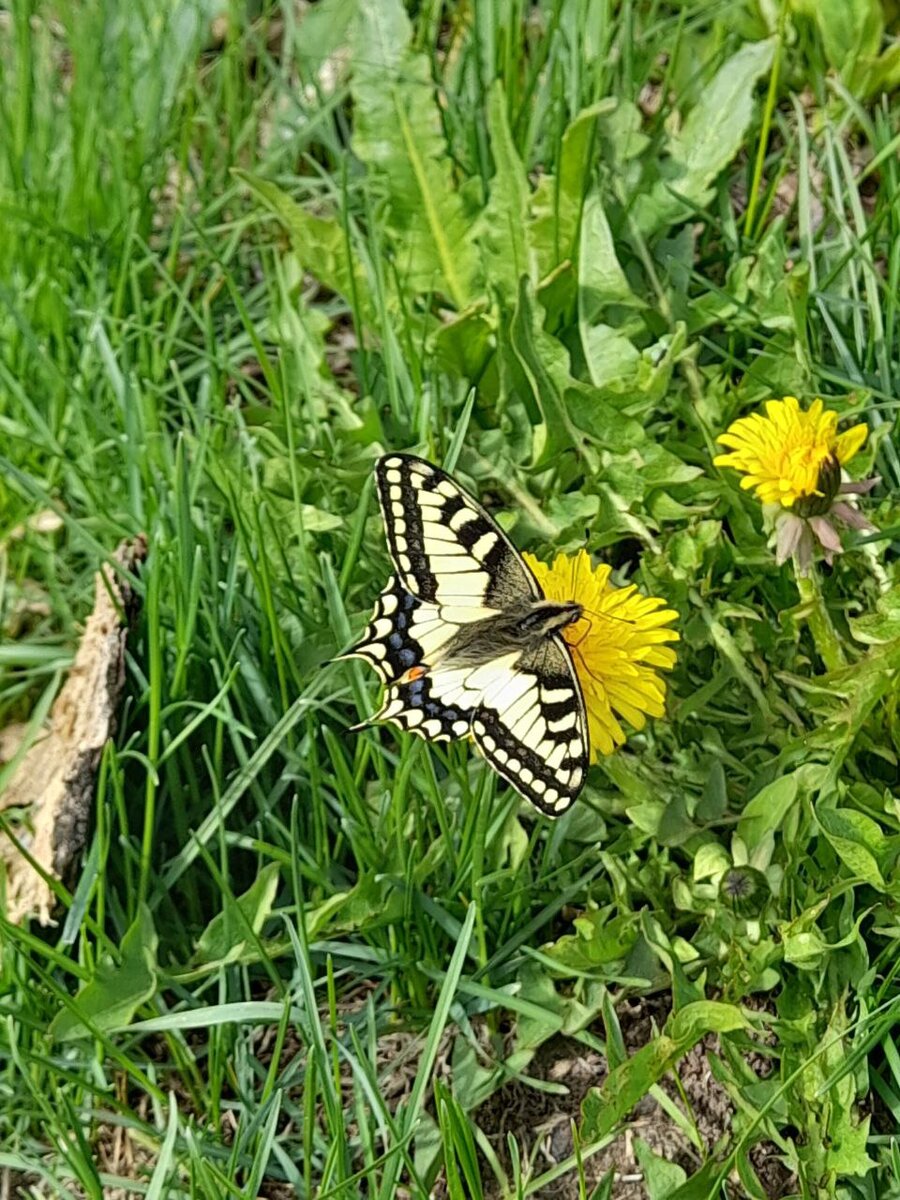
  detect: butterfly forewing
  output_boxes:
[375,455,540,610]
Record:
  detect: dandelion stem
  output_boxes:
[792,558,845,672]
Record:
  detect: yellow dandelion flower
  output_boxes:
[713,396,868,509]
[713,396,877,571]
[524,549,679,760]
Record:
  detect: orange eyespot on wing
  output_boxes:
[399,664,428,684]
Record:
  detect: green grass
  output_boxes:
[1,0,899,1196]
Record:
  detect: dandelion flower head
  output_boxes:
[713,396,875,570]
[713,396,867,510]
[524,549,679,760]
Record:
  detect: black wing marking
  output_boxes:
[336,575,462,684]
[337,576,425,683]
[369,671,474,743]
[375,454,541,610]
[469,637,588,817]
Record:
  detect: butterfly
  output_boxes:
[337,454,590,816]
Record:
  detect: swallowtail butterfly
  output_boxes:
[339,454,589,816]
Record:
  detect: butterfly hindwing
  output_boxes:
[469,638,588,816]
[339,575,456,684]
[375,454,540,611]
[372,636,588,816]
[372,672,473,743]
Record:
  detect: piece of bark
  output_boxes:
[0,535,147,924]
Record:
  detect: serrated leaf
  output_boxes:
[51,905,158,1041]
[633,39,776,235]
[350,0,482,308]
[480,83,534,302]
[826,1112,877,1177]
[237,171,375,320]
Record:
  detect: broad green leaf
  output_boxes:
[851,584,900,645]
[515,962,607,1056]
[697,760,728,821]
[826,1113,877,1177]
[638,444,703,488]
[737,773,799,849]
[817,808,886,890]
[480,83,534,302]
[580,324,687,417]
[854,42,900,98]
[542,908,638,975]
[667,1000,749,1043]
[350,0,482,308]
[581,1035,682,1140]
[192,862,280,968]
[51,905,158,1041]
[693,841,730,882]
[429,306,494,379]
[782,925,826,970]
[581,1000,747,1141]
[578,190,637,318]
[309,874,405,935]
[237,171,374,320]
[633,39,776,235]
[666,1162,729,1200]
[297,0,358,74]
[580,323,640,391]
[530,102,615,280]
[790,0,883,82]
[508,276,585,467]
[635,1139,687,1199]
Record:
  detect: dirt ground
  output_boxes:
[474,996,796,1199]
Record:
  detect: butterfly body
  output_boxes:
[429,599,583,669]
[340,454,589,815]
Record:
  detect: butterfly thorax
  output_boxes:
[437,600,582,668]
